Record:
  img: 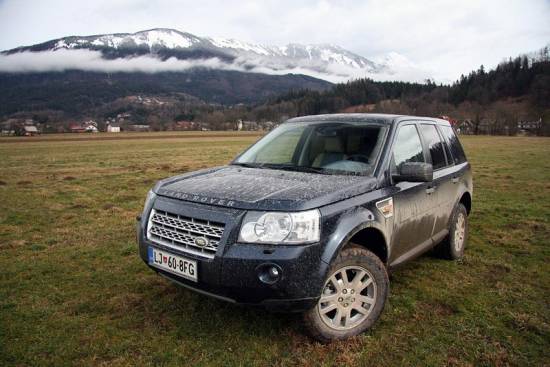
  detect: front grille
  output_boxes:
[147,209,225,259]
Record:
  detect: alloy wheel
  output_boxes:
[454,212,466,252]
[317,266,377,331]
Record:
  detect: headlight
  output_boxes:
[238,209,320,244]
[143,189,156,211]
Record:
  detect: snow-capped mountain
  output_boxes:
[49,29,205,51]
[2,28,403,82]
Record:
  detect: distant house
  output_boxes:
[107,123,121,133]
[70,120,99,133]
[83,120,99,133]
[69,123,87,133]
[2,119,37,136]
[23,125,39,136]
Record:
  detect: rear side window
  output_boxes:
[419,124,447,170]
[439,125,467,164]
[391,125,424,175]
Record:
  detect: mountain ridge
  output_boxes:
[1,28,398,82]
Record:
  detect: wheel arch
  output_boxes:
[346,227,388,265]
[320,207,390,270]
[459,191,472,215]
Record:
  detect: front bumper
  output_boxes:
[136,204,328,312]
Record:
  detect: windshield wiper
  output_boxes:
[233,162,364,176]
[261,163,331,175]
[270,163,369,176]
[231,162,266,169]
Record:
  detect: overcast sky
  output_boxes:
[0,0,549,81]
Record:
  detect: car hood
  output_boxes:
[154,165,377,211]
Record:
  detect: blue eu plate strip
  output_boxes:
[147,246,154,263]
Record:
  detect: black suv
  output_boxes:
[137,113,473,341]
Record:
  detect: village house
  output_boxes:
[23,125,39,136]
[69,123,87,133]
[15,119,40,136]
[106,122,121,133]
[1,119,40,136]
[70,120,99,133]
[83,120,99,133]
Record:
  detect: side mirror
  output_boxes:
[394,162,433,183]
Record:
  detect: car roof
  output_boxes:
[285,113,451,126]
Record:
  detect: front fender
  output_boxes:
[319,206,387,269]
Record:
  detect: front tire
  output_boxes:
[304,246,389,342]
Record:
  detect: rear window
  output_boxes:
[439,125,467,164]
[419,124,447,170]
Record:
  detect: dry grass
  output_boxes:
[0,133,549,366]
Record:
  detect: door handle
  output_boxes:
[426,186,436,195]
[451,176,460,184]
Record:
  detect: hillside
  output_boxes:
[0,69,331,116]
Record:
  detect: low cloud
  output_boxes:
[0,49,431,83]
[0,49,241,73]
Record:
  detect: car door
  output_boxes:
[437,124,470,230]
[417,123,455,239]
[388,123,437,266]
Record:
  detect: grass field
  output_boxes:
[1,133,549,366]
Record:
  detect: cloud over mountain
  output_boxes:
[0,28,430,82]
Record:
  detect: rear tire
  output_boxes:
[436,203,468,260]
[303,246,389,342]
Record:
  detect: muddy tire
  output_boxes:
[303,246,389,342]
[436,203,468,260]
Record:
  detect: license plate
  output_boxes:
[148,247,198,282]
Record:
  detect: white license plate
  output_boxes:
[148,247,198,282]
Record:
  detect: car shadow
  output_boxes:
[141,276,305,342]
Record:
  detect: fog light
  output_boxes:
[257,263,282,284]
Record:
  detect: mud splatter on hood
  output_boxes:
[155,165,377,211]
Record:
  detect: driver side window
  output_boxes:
[391,125,425,175]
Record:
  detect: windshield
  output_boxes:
[234,122,387,175]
